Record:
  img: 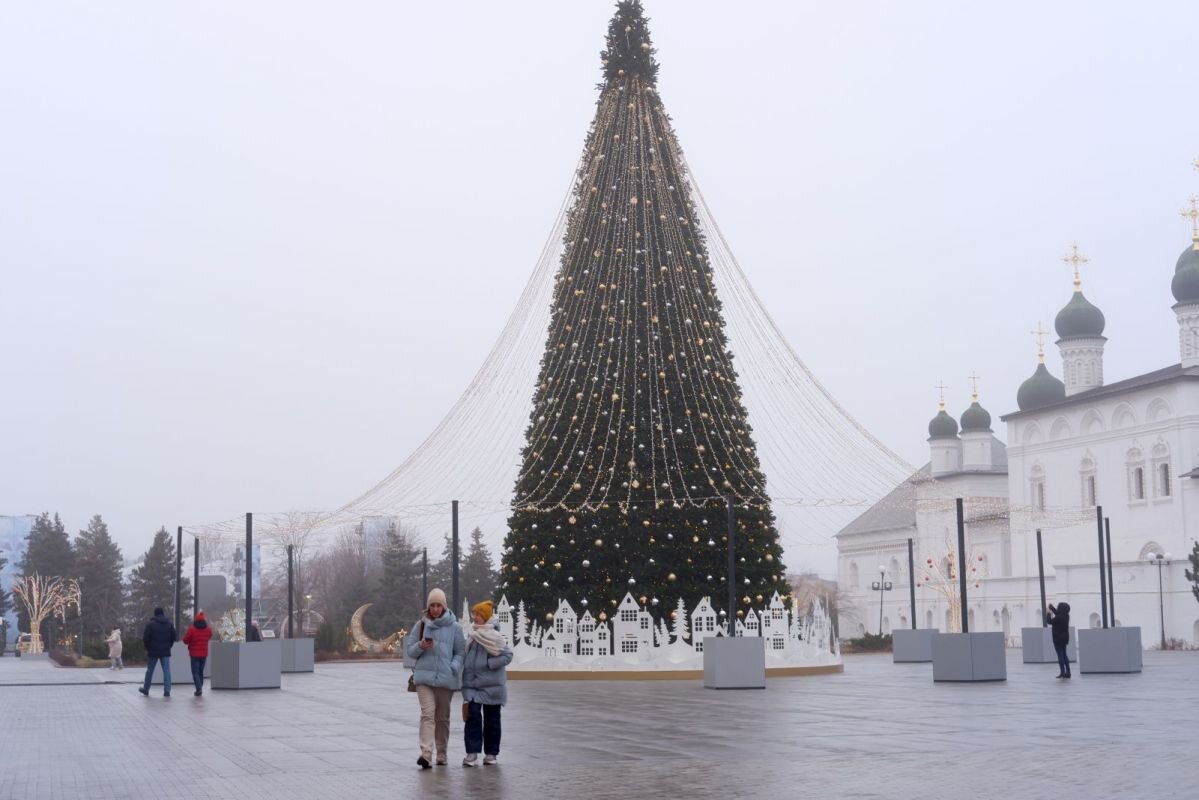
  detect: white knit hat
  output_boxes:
[427,588,448,608]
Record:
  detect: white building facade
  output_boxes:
[837,232,1199,647]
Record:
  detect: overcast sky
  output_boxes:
[3,2,1197,575]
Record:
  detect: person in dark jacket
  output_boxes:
[182,611,214,697]
[246,620,262,642]
[1046,602,1072,679]
[139,607,177,697]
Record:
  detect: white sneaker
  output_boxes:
[462,753,478,767]
[483,755,497,766]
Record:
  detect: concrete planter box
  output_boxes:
[932,632,1007,682]
[149,642,192,685]
[1021,627,1076,664]
[892,629,939,663]
[210,640,282,689]
[1078,627,1142,674]
[703,637,766,689]
[280,638,315,673]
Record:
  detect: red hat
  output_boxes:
[195,611,206,621]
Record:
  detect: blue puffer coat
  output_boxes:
[405,610,465,690]
[461,626,513,706]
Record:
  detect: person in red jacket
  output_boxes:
[182,611,214,697]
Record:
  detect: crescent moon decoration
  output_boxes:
[349,603,405,654]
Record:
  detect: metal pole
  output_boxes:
[175,526,183,631]
[422,547,428,604]
[193,537,199,618]
[1096,506,1108,629]
[287,544,294,639]
[907,537,917,630]
[1157,561,1166,650]
[956,498,968,633]
[1036,529,1047,628]
[878,573,885,635]
[726,496,736,635]
[245,513,253,634]
[1105,518,1115,625]
[451,501,460,615]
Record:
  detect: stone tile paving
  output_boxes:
[0,651,1193,799]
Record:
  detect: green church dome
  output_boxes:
[960,401,992,432]
[1054,291,1105,339]
[1172,244,1199,304]
[1017,362,1066,411]
[928,409,959,439]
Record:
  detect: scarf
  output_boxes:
[466,623,506,657]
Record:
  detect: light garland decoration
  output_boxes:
[11,574,81,654]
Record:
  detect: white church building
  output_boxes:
[837,230,1199,648]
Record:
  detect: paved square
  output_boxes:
[0,651,1192,799]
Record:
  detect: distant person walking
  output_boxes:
[182,611,214,697]
[460,600,512,767]
[138,607,177,697]
[106,628,124,670]
[246,619,262,642]
[405,588,464,769]
[1046,602,1072,679]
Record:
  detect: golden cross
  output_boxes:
[1062,242,1088,291]
[1030,322,1049,363]
[1180,194,1199,247]
[935,381,948,409]
[967,371,981,401]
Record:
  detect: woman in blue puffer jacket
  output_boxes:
[405,588,464,769]
[460,600,513,766]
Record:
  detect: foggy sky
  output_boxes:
[3,1,1197,576]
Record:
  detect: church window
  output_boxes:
[1159,463,1172,497]
[849,562,860,587]
[1084,475,1096,507]
[1035,482,1046,511]
[1132,467,1144,501]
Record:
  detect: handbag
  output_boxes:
[462,701,471,722]
[406,621,425,693]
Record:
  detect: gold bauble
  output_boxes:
[667,573,677,582]
[595,538,603,547]
[569,515,577,524]
[765,553,774,562]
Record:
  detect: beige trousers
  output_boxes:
[416,685,453,760]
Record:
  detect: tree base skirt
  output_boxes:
[508,663,842,681]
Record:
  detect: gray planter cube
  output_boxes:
[703,637,766,689]
[932,632,1007,682]
[209,640,282,689]
[892,629,939,663]
[280,638,315,673]
[1078,627,1142,674]
[1021,627,1075,663]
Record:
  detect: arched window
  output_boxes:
[1080,456,1097,507]
[849,562,860,588]
[1031,464,1046,512]
[1089,612,1101,629]
[1160,463,1172,497]
[1131,467,1145,500]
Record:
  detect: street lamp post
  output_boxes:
[1147,552,1170,649]
[870,565,893,635]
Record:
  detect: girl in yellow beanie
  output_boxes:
[460,599,512,766]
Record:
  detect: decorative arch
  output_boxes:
[1112,403,1137,430]
[1147,397,1172,423]
[1081,408,1105,436]
[1138,542,1165,560]
[1022,422,1044,445]
[1050,416,1073,441]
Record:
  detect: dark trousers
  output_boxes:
[464,701,502,756]
[1053,641,1070,675]
[190,656,206,691]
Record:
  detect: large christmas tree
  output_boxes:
[501,2,786,626]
